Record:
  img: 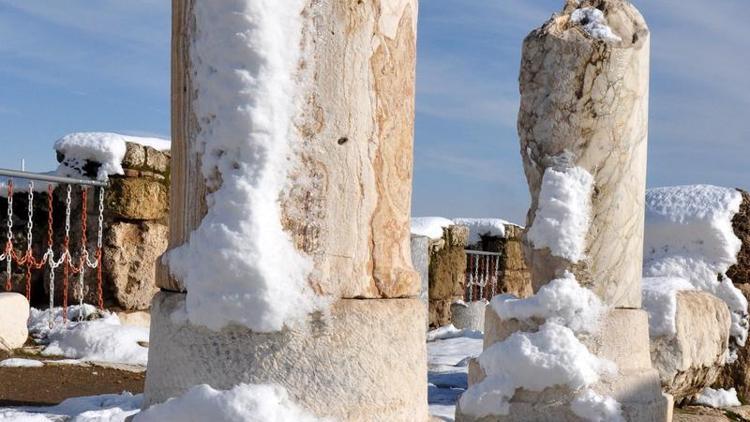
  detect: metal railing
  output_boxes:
[464,250,503,302]
[0,168,107,187]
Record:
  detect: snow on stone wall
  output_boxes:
[643,185,748,351]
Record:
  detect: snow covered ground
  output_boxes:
[28,305,149,366]
[427,325,484,421]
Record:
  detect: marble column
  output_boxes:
[144,1,428,420]
[458,1,671,420]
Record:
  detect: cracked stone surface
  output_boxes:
[519,0,650,308]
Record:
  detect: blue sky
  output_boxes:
[1,1,748,224]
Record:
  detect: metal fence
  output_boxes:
[464,250,502,302]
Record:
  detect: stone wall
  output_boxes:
[467,224,533,299]
[2,142,170,311]
[715,189,750,401]
[428,225,468,328]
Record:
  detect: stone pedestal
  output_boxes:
[458,308,671,421]
[144,293,428,420]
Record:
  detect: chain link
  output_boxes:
[26,181,34,251]
[5,181,13,290]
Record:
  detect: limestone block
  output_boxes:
[143,147,170,174]
[122,143,146,169]
[462,308,669,421]
[714,283,750,401]
[451,301,486,332]
[518,0,650,308]
[499,270,533,299]
[103,222,167,310]
[503,240,526,271]
[429,230,468,301]
[116,311,151,329]
[0,293,29,351]
[106,178,168,221]
[727,189,750,284]
[651,291,731,401]
[411,235,430,304]
[429,299,454,329]
[144,293,428,421]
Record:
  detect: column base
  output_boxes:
[457,308,672,421]
[144,292,428,421]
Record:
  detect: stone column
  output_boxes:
[144,1,427,421]
[458,1,670,420]
[519,0,650,306]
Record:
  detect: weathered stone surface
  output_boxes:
[117,311,151,328]
[728,189,750,285]
[451,301,486,332]
[0,293,29,351]
[428,226,468,327]
[429,299,453,329]
[161,0,421,299]
[715,283,750,402]
[106,178,168,221]
[144,293,428,420]
[652,291,731,402]
[143,146,170,174]
[673,406,734,422]
[411,235,430,305]
[519,0,650,308]
[462,308,670,421]
[103,222,167,311]
[122,143,146,169]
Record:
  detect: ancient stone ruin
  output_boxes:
[457,0,671,420]
[144,0,428,420]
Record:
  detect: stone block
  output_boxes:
[727,189,750,284]
[651,291,731,401]
[122,143,146,169]
[461,308,669,421]
[714,283,750,401]
[429,299,454,329]
[106,178,168,221]
[144,293,428,421]
[499,270,533,299]
[104,222,167,311]
[411,235,430,305]
[144,147,170,174]
[0,293,29,351]
[451,301,486,332]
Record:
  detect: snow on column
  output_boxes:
[520,0,650,307]
[145,0,427,420]
[457,1,671,420]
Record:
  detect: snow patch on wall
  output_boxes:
[644,185,748,350]
[641,277,696,337]
[695,387,741,409]
[411,217,455,240]
[135,383,325,422]
[166,0,325,332]
[571,389,625,422]
[54,132,170,180]
[453,218,513,243]
[570,7,622,43]
[527,166,594,263]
